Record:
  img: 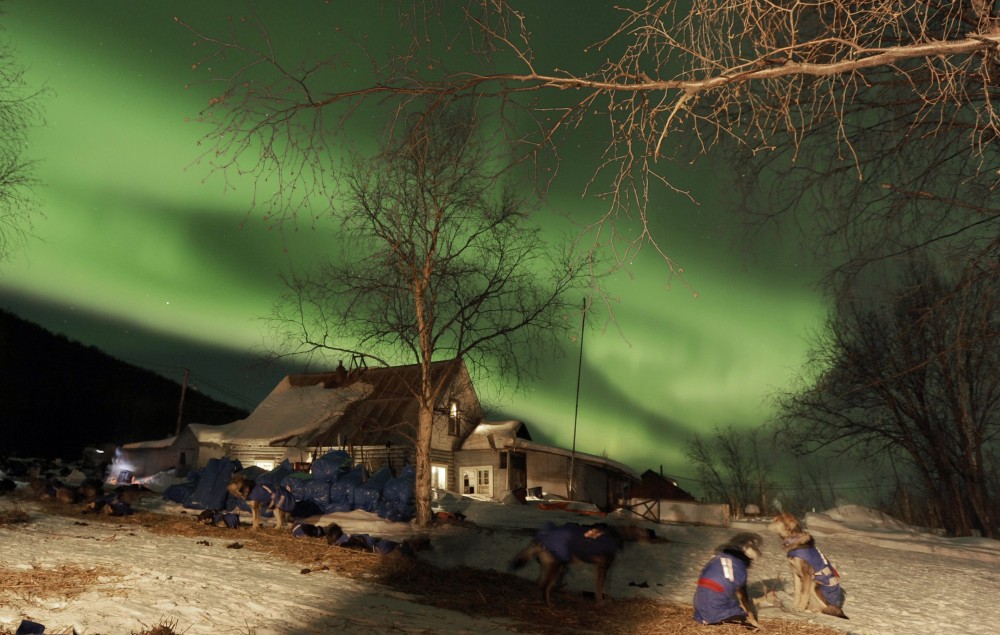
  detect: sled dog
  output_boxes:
[227,474,294,530]
[768,512,847,619]
[510,522,623,605]
[692,532,764,629]
[325,522,431,557]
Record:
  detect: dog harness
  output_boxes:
[693,553,750,625]
[787,544,844,607]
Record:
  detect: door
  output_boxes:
[461,466,493,498]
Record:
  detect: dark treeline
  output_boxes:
[0,309,247,459]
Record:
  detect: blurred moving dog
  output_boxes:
[227,474,295,530]
[768,512,847,619]
[692,532,764,629]
[510,522,624,605]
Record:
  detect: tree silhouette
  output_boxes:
[0,34,45,261]
[265,108,587,526]
[774,261,999,537]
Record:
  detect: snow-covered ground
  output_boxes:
[2,482,998,635]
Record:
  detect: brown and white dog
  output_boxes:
[226,474,294,530]
[768,512,848,619]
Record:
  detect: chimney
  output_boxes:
[334,360,348,386]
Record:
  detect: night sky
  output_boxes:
[2,2,827,480]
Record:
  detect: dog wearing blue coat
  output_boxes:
[692,532,764,629]
[510,522,624,605]
[227,473,294,530]
[768,512,847,619]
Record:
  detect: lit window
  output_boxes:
[448,400,460,435]
[431,465,448,490]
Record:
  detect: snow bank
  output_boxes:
[806,504,1000,564]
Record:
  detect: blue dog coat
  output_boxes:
[693,552,750,625]
[788,545,844,607]
[535,522,618,563]
[214,511,241,528]
[331,532,411,556]
[14,620,45,635]
[248,483,295,513]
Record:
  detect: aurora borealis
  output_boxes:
[2,1,828,481]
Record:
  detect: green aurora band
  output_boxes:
[2,1,827,479]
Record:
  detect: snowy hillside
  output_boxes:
[1,486,997,634]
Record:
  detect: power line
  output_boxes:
[116,356,259,410]
[184,370,258,410]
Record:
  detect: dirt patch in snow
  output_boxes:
[6,499,844,635]
[0,563,124,602]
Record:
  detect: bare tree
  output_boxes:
[725,2,999,292]
[779,452,855,516]
[266,108,587,526]
[177,2,1000,282]
[0,34,45,261]
[684,425,776,516]
[774,260,1000,537]
[175,3,999,525]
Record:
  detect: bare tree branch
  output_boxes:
[175,2,1000,286]
[774,259,1000,537]
[0,35,46,261]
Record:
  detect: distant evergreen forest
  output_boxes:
[0,309,248,459]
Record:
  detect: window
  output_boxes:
[431,465,448,490]
[448,400,461,435]
[500,452,526,471]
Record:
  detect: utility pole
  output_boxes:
[175,368,190,436]
[568,299,587,501]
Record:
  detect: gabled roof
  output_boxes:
[509,438,641,480]
[628,469,697,501]
[460,420,532,451]
[281,358,482,448]
[121,435,177,450]
[188,381,373,447]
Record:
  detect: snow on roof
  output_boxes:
[460,420,530,450]
[121,435,178,450]
[510,438,641,480]
[188,381,373,446]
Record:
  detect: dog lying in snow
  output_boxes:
[83,494,134,517]
[196,509,241,528]
[324,523,431,557]
[226,473,295,530]
[510,522,626,606]
[692,532,764,629]
[291,522,327,538]
[768,512,847,619]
